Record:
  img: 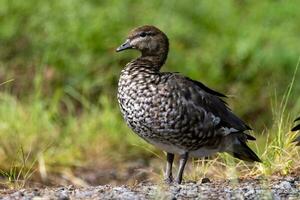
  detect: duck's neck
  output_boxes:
[138,48,169,71]
[138,56,166,70]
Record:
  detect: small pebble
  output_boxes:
[58,194,69,200]
[279,181,292,190]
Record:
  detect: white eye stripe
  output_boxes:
[130,37,145,45]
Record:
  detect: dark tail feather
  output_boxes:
[292,117,300,131]
[291,124,300,131]
[291,118,300,145]
[292,136,300,146]
[227,140,262,162]
[245,133,256,141]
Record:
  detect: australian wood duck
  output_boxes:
[116,25,261,184]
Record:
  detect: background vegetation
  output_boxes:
[0,0,299,187]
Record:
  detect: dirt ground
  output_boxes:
[0,176,299,200]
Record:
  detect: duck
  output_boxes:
[116,25,261,184]
[292,117,300,145]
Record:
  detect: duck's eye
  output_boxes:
[139,32,147,37]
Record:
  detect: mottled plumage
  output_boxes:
[292,117,300,146]
[116,25,261,184]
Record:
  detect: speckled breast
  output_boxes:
[117,68,162,139]
[117,67,221,151]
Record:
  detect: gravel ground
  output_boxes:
[0,177,299,200]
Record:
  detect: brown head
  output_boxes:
[116,25,169,68]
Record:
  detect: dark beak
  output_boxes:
[116,39,132,52]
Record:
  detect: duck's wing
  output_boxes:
[163,73,260,162]
[166,73,252,134]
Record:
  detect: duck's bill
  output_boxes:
[116,39,132,52]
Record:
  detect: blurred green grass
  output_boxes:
[0,0,300,186]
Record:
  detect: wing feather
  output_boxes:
[166,74,251,134]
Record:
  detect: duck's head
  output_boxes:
[116,25,169,65]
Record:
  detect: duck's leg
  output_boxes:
[175,152,189,184]
[164,152,174,184]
